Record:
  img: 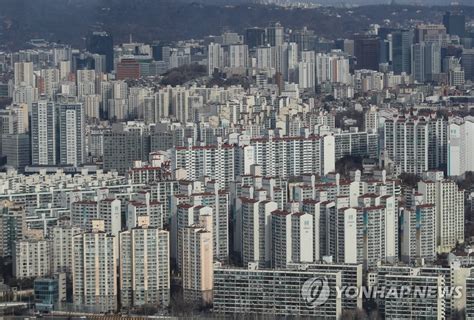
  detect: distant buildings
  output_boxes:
[1,13,474,318]
[266,22,284,47]
[86,31,114,73]
[392,29,413,75]
[245,28,266,49]
[354,36,380,71]
[13,238,51,279]
[443,11,465,38]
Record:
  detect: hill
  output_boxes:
[0,0,472,50]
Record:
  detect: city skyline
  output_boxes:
[0,1,474,319]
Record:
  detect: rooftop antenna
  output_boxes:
[129,34,133,43]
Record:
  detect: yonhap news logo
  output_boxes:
[301,277,331,308]
[301,277,463,309]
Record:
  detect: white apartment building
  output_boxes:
[297,61,315,89]
[13,239,51,279]
[173,142,235,189]
[213,263,342,318]
[51,224,82,273]
[271,210,313,268]
[237,196,277,268]
[228,44,249,69]
[208,43,224,76]
[40,68,60,98]
[400,204,436,264]
[328,194,398,269]
[119,217,170,308]
[316,51,351,85]
[14,62,34,87]
[182,223,213,305]
[72,221,118,313]
[240,134,335,178]
[31,100,56,166]
[448,116,474,176]
[58,103,85,166]
[418,171,464,253]
[384,114,447,175]
[384,274,445,319]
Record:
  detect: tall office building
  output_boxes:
[354,36,380,70]
[288,42,299,77]
[245,28,266,49]
[335,38,355,58]
[151,41,164,61]
[462,49,474,81]
[415,24,447,43]
[392,29,413,75]
[411,42,441,82]
[443,11,465,38]
[1,134,30,170]
[31,100,56,166]
[266,22,284,47]
[86,31,114,73]
[119,217,170,308]
[411,44,425,82]
[290,27,316,51]
[58,103,85,166]
[72,221,118,313]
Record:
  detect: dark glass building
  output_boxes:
[392,29,413,74]
[152,42,164,61]
[354,35,380,71]
[443,11,465,38]
[245,28,266,49]
[86,31,114,72]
